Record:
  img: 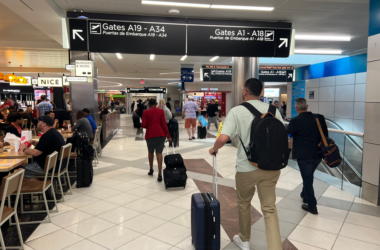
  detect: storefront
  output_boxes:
[0,82,35,109]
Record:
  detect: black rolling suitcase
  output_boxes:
[76,157,93,188]
[169,118,179,147]
[197,126,207,139]
[163,142,187,189]
[133,114,141,128]
[191,155,220,250]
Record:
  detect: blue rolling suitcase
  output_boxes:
[191,156,221,250]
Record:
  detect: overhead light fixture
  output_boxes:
[160,72,180,75]
[150,54,155,60]
[116,53,122,59]
[180,55,187,61]
[210,56,219,62]
[142,1,210,8]
[294,49,343,54]
[295,35,351,41]
[211,5,274,11]
[168,82,179,85]
[168,9,180,14]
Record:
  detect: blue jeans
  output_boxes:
[111,106,114,112]
[297,158,321,209]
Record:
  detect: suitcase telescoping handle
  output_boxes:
[165,140,175,155]
[212,154,218,200]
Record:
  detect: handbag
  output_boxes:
[315,116,342,168]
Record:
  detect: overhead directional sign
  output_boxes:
[201,65,232,82]
[187,26,292,57]
[259,66,294,82]
[37,77,63,87]
[66,64,75,70]
[75,60,94,77]
[181,68,194,82]
[69,19,88,51]
[67,77,88,82]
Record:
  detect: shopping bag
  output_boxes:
[4,133,21,152]
[21,130,33,144]
[198,116,208,128]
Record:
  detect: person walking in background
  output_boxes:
[206,99,219,131]
[282,102,287,116]
[157,99,172,128]
[36,95,53,117]
[110,99,115,112]
[13,99,19,110]
[182,97,200,140]
[137,100,144,118]
[208,78,284,250]
[166,99,171,111]
[273,100,286,120]
[142,99,172,182]
[131,101,135,113]
[287,98,328,215]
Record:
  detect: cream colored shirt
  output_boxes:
[221,100,284,172]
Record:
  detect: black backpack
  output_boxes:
[238,103,290,171]
[74,131,94,160]
[169,118,179,133]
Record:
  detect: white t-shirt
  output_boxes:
[221,100,284,172]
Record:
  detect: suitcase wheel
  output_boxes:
[183,185,186,188]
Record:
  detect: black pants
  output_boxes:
[297,158,321,209]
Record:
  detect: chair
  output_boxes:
[97,125,102,157]
[10,152,59,225]
[30,122,36,136]
[22,119,28,129]
[91,129,99,165]
[0,169,25,250]
[36,144,73,202]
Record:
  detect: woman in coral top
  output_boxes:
[142,99,172,182]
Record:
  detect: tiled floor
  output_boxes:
[21,114,380,250]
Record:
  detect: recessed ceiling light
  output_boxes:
[180,55,187,61]
[150,54,155,60]
[295,35,351,41]
[210,56,219,62]
[168,82,179,85]
[142,1,210,8]
[168,9,180,14]
[116,53,122,59]
[294,49,342,54]
[211,5,274,11]
[160,72,180,75]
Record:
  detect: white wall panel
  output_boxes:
[335,102,354,119]
[335,85,355,102]
[355,72,367,84]
[287,89,292,100]
[368,34,380,62]
[308,102,319,113]
[364,102,380,144]
[336,74,355,86]
[318,102,335,118]
[362,142,380,186]
[319,86,335,102]
[305,79,320,88]
[287,101,292,118]
[354,84,366,102]
[366,61,380,103]
[320,76,336,87]
[287,82,292,90]
[305,88,319,103]
[353,119,365,133]
[354,102,365,120]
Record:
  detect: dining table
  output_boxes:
[0,158,27,172]
[0,150,33,160]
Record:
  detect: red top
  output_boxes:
[142,106,171,140]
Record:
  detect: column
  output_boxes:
[362,0,380,205]
[69,51,99,125]
[231,57,259,147]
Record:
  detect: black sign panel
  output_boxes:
[88,20,186,55]
[187,26,291,57]
[202,68,232,82]
[259,69,294,82]
[69,19,88,51]
[127,87,146,93]
[146,87,166,93]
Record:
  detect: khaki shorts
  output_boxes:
[185,118,197,128]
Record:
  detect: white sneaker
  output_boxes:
[233,235,250,250]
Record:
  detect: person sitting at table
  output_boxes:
[45,111,59,129]
[72,111,93,141]
[6,113,27,138]
[82,108,97,134]
[19,116,65,177]
[0,107,7,122]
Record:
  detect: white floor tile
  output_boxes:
[65,217,115,238]
[146,191,180,203]
[51,210,93,228]
[146,204,188,221]
[104,193,141,206]
[316,205,349,222]
[121,214,166,234]
[27,229,83,250]
[116,235,172,250]
[289,225,337,250]
[98,207,141,224]
[109,182,140,192]
[94,179,124,187]
[50,203,75,217]
[77,200,119,216]
[275,181,300,191]
[340,223,380,246]
[353,197,377,206]
[147,222,191,245]
[63,195,99,209]
[299,213,344,234]
[113,174,142,182]
[86,188,122,200]
[127,186,161,197]
[88,225,141,250]
[333,236,380,250]
[176,236,194,249]
[171,211,191,228]
[288,240,324,250]
[23,245,35,250]
[26,223,62,242]
[73,185,103,195]
[167,196,192,210]
[64,239,108,250]
[63,191,84,201]
[124,198,164,213]
[322,190,355,202]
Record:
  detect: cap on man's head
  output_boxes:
[38,116,54,126]
[274,100,280,104]
[82,108,90,113]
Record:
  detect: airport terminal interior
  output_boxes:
[0,0,379,249]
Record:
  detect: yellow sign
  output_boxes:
[216,122,223,139]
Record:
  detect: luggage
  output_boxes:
[197,126,207,139]
[163,143,187,189]
[191,155,220,250]
[168,118,179,133]
[239,103,290,171]
[169,131,179,148]
[76,157,93,188]
[133,114,141,128]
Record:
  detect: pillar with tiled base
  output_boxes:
[362,0,380,205]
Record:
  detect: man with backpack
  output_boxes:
[287,98,328,215]
[209,78,285,250]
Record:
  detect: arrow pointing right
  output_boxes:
[278,38,288,48]
[73,29,84,41]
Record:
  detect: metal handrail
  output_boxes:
[283,122,364,137]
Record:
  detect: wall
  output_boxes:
[166,86,180,112]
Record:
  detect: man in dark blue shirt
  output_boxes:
[82,108,97,133]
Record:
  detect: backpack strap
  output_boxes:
[313,114,328,147]
[261,105,277,118]
[240,102,262,118]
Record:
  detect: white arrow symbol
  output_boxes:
[288,73,293,78]
[189,76,193,80]
[278,38,288,48]
[73,29,84,41]
[204,73,209,78]
[182,76,186,80]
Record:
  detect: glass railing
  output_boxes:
[284,121,364,197]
